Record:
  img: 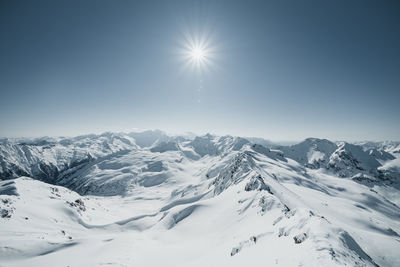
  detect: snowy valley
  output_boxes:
[1,131,399,267]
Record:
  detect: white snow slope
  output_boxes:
[0,131,399,267]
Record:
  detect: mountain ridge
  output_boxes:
[1,130,399,266]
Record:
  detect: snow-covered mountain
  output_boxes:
[356,141,400,155]
[1,131,399,266]
[278,138,338,168]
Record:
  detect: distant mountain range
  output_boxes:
[1,130,399,266]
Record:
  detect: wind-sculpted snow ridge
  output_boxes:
[1,132,400,266]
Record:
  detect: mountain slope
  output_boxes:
[1,132,399,266]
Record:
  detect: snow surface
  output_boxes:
[0,132,399,266]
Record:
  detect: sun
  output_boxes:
[184,42,209,69]
[178,31,217,73]
[190,47,206,62]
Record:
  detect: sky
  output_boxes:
[0,0,399,141]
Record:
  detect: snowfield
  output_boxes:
[0,131,399,267]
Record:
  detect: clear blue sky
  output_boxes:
[0,0,399,141]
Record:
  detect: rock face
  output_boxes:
[244,175,272,193]
[293,233,308,244]
[212,152,255,195]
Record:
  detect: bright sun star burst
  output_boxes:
[190,47,206,62]
[178,31,217,73]
[185,42,209,70]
